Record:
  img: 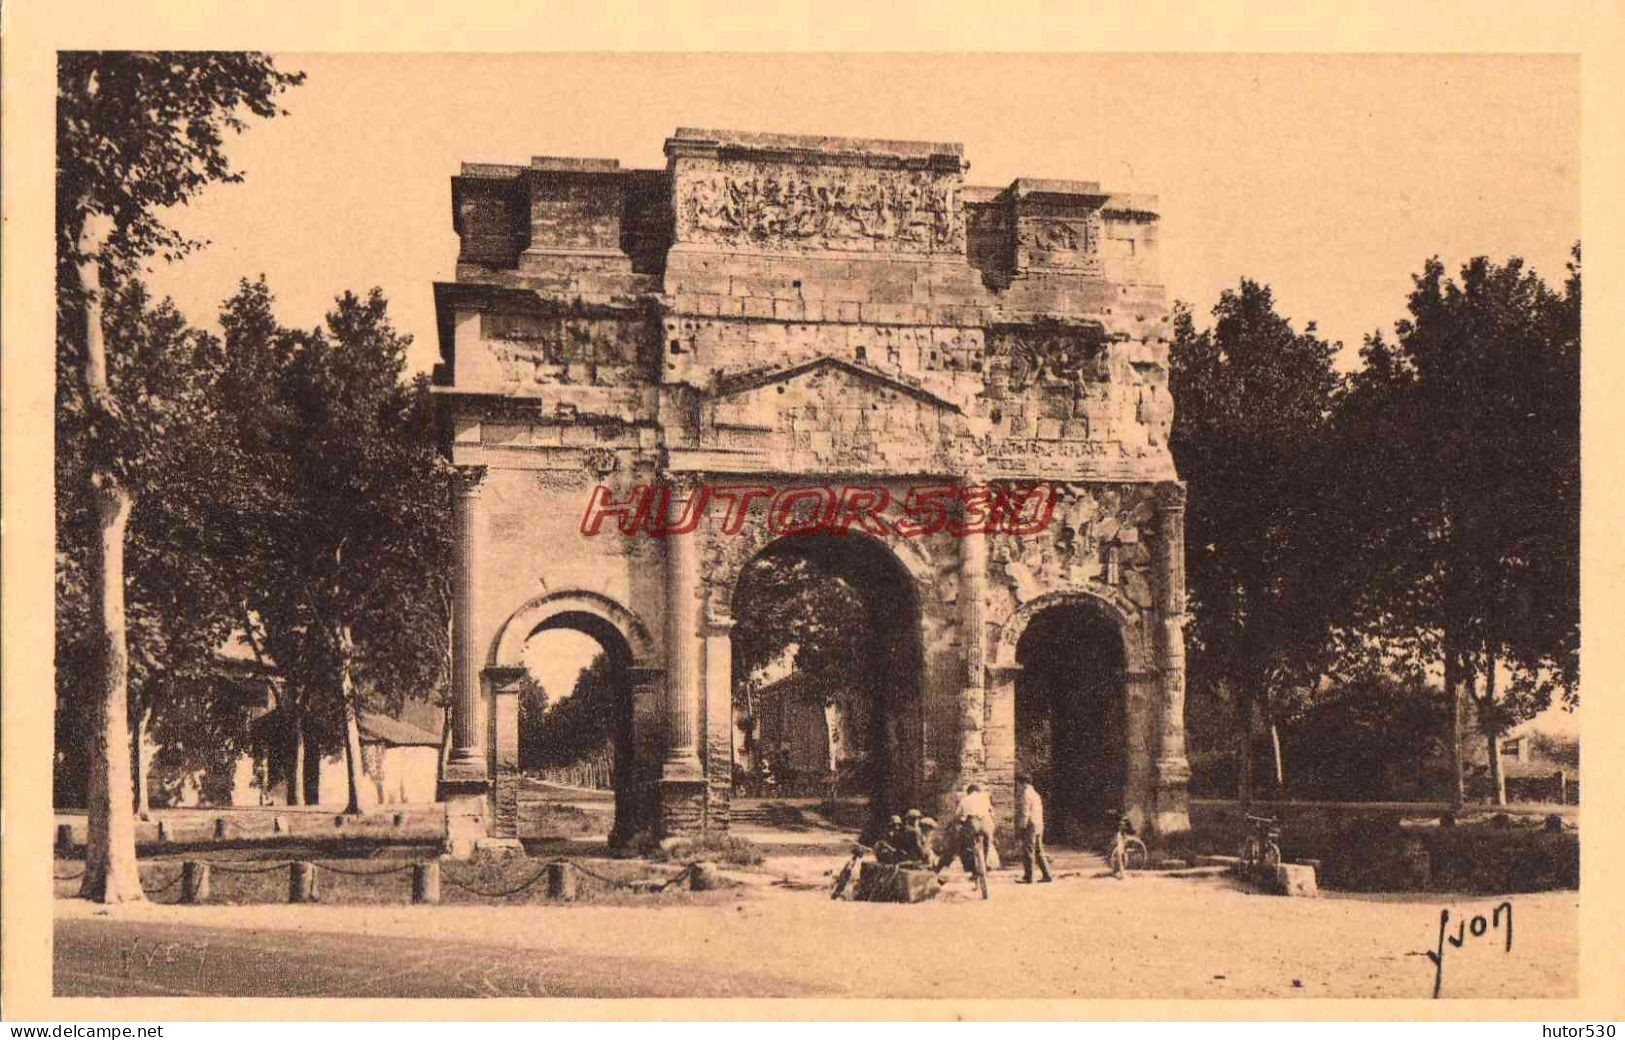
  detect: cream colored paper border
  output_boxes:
[4,0,1622,1021]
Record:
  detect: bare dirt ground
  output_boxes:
[53,859,1576,1000]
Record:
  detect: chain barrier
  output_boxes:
[440,862,553,899]
[657,864,696,891]
[52,857,693,901]
[315,861,418,878]
[144,869,185,896]
[208,860,297,875]
[566,860,637,889]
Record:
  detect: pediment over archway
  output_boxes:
[697,356,977,473]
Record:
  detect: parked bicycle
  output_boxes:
[830,843,869,900]
[1107,813,1148,878]
[1238,813,1283,879]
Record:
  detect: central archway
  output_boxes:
[729,531,923,833]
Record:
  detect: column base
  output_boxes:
[1150,757,1192,836]
[657,778,707,839]
[440,780,491,859]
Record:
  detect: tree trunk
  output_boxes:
[75,210,144,904]
[440,701,453,776]
[288,707,306,806]
[1269,721,1285,791]
[1237,685,1255,808]
[336,622,366,815]
[1445,646,1465,811]
[133,700,151,821]
[1483,648,1507,807]
[80,479,144,903]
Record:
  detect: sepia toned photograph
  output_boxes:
[10,42,1599,1013]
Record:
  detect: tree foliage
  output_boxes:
[54,283,240,808]
[57,50,303,902]
[1168,281,1346,796]
[523,654,624,772]
[1332,249,1580,803]
[208,280,456,810]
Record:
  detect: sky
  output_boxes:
[142,53,1579,375]
[524,629,600,702]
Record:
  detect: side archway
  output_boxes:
[489,590,658,670]
[483,590,660,845]
[985,587,1158,838]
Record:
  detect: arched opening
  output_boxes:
[729,531,922,834]
[1014,602,1127,844]
[514,611,636,847]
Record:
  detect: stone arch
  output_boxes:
[990,587,1152,677]
[991,586,1153,839]
[703,516,938,621]
[489,589,658,670]
[721,525,932,819]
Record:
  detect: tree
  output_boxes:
[211,282,455,813]
[57,283,243,821]
[57,52,302,902]
[1168,283,1345,802]
[527,654,622,773]
[1334,250,1580,806]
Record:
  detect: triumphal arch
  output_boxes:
[433,129,1190,849]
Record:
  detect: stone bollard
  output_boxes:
[1273,862,1319,897]
[55,824,74,855]
[157,819,173,842]
[181,861,211,904]
[273,815,288,835]
[214,818,230,840]
[412,861,441,904]
[289,862,320,903]
[546,860,578,901]
[1400,842,1432,889]
[334,815,347,828]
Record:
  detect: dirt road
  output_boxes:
[54,870,1576,999]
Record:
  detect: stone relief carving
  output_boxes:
[1017,213,1102,255]
[986,327,1111,393]
[678,163,965,253]
[988,483,1157,609]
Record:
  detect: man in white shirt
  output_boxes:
[1016,773,1054,883]
[939,783,996,891]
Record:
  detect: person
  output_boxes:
[1016,774,1054,884]
[896,808,931,865]
[873,814,908,864]
[940,783,996,893]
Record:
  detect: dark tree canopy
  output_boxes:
[1168,280,1346,791]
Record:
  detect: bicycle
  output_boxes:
[830,843,869,900]
[1107,814,1148,878]
[1237,813,1282,880]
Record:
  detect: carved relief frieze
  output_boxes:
[986,326,1111,393]
[988,482,1158,609]
[676,162,965,253]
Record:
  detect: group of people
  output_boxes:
[865,775,1056,889]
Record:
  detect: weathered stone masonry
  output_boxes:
[434,128,1190,846]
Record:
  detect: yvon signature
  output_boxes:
[1426,901,1512,998]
